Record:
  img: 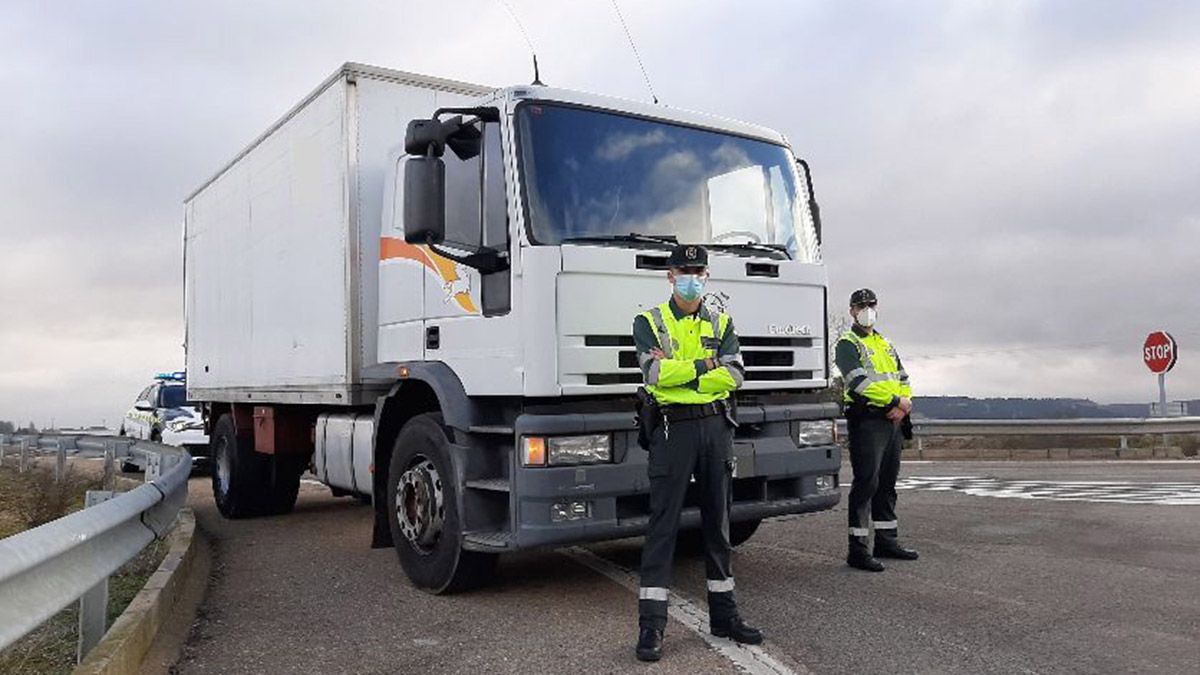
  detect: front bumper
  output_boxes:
[464,401,841,552]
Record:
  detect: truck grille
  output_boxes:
[579,334,819,388]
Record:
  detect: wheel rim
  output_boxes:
[215,436,231,497]
[396,456,445,554]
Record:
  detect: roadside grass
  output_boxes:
[0,463,169,673]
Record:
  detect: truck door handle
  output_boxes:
[426,326,440,350]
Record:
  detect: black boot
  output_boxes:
[636,627,663,662]
[847,548,886,571]
[847,534,885,572]
[875,541,919,560]
[711,616,764,645]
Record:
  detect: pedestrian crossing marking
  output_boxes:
[895,476,1200,505]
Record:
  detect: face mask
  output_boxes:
[674,274,706,302]
[854,306,877,328]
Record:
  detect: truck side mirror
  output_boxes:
[403,156,446,245]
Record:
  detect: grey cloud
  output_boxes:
[2,0,1198,425]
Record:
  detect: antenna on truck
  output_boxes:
[610,0,659,104]
[497,0,544,85]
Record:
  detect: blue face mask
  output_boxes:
[674,274,706,302]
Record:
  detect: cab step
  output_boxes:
[468,425,514,435]
[465,478,510,492]
[463,530,513,551]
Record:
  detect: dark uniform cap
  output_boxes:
[667,244,708,268]
[849,288,877,306]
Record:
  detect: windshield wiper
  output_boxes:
[560,233,678,247]
[708,242,790,258]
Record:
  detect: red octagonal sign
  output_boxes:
[1143,331,1178,374]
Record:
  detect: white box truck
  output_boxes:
[185,63,841,592]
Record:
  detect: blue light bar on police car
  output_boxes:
[154,371,187,382]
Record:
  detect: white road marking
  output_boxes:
[898,476,1200,505]
[561,547,805,675]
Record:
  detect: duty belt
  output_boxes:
[661,401,727,423]
[844,401,891,419]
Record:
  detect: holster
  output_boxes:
[635,386,662,451]
[901,414,914,440]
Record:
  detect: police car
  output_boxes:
[120,372,209,456]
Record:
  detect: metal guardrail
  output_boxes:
[0,432,191,658]
[834,416,1200,436]
[834,416,1200,453]
[909,416,1200,437]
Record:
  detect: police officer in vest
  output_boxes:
[632,244,762,662]
[836,288,920,572]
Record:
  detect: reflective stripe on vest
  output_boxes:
[648,306,674,358]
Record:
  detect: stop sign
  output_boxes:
[1143,332,1178,374]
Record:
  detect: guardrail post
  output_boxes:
[1119,435,1128,450]
[144,449,161,482]
[55,441,66,483]
[102,441,116,490]
[77,490,115,663]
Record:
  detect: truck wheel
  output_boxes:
[211,413,266,518]
[264,455,306,515]
[386,413,496,593]
[729,519,762,547]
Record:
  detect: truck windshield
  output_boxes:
[516,103,820,262]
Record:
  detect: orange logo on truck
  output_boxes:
[380,237,479,314]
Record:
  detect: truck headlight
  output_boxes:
[793,420,835,446]
[522,434,612,466]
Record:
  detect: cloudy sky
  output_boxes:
[2,0,1198,427]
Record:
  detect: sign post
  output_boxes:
[1143,331,1178,417]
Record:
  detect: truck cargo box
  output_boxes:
[184,63,491,405]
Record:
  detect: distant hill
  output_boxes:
[913,397,1199,419]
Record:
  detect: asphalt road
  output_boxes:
[175,461,1200,674]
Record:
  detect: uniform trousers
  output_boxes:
[638,412,738,630]
[846,411,904,551]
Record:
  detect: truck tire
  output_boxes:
[211,413,266,518]
[263,455,306,515]
[729,518,762,547]
[386,413,496,593]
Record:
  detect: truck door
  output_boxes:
[421,121,514,376]
[378,154,428,363]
